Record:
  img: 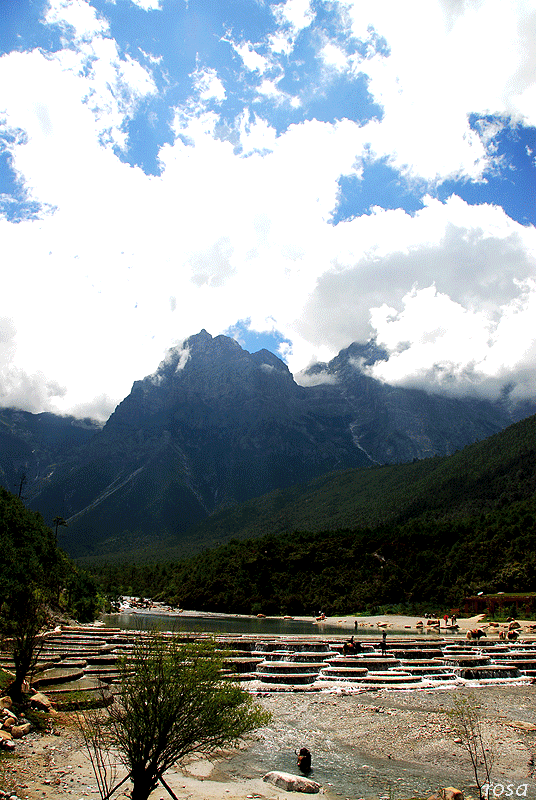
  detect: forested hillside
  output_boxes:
[12,331,526,562]
[0,487,100,625]
[90,414,536,613]
[124,410,536,560]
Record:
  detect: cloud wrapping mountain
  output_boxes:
[0,0,534,419]
[1,330,529,559]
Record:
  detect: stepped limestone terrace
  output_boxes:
[3,627,536,705]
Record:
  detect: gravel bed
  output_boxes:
[2,686,536,800]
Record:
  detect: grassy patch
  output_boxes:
[0,669,12,692]
[22,707,54,732]
[54,690,112,711]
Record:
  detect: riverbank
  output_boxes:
[4,685,536,800]
[110,603,536,637]
[5,611,536,800]
[309,612,533,634]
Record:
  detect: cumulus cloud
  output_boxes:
[232,42,270,74]
[68,394,117,422]
[0,367,66,414]
[191,66,226,104]
[0,0,534,418]
[296,197,536,352]
[129,0,161,9]
[295,370,339,387]
[367,279,536,401]
[345,0,536,181]
[272,0,315,42]
[0,316,68,413]
[45,0,109,40]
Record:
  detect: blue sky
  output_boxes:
[0,0,535,419]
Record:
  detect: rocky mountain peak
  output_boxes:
[305,339,389,379]
[184,329,242,359]
[106,331,296,430]
[3,328,527,561]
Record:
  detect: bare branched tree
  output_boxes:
[77,701,121,800]
[79,633,270,800]
[448,693,495,798]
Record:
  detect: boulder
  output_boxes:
[11,722,31,739]
[1,707,17,721]
[427,788,464,800]
[0,729,12,741]
[29,691,54,712]
[508,721,536,732]
[263,771,321,793]
[0,697,13,710]
[0,737,15,751]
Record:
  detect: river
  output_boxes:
[102,611,345,636]
[97,612,533,798]
[101,610,452,638]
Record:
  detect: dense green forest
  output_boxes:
[91,494,536,615]
[89,414,536,614]
[0,486,101,626]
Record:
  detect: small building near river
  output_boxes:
[464,593,536,618]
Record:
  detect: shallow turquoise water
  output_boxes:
[101,611,451,639]
[103,612,346,636]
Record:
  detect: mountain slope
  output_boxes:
[29,331,370,557]
[0,409,101,498]
[166,411,536,558]
[307,341,513,463]
[1,329,530,561]
[91,412,536,612]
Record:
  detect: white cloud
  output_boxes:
[0,5,157,200]
[0,0,535,418]
[321,43,349,73]
[238,112,278,155]
[343,0,536,182]
[268,0,315,56]
[256,79,284,101]
[0,316,69,414]
[273,0,315,35]
[296,195,536,371]
[368,279,536,400]
[45,0,109,40]
[192,66,226,103]
[233,42,269,74]
[295,369,338,387]
[129,0,162,9]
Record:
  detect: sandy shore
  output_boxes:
[120,605,536,635]
[302,613,536,634]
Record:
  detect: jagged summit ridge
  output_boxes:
[304,340,389,378]
[140,330,290,392]
[1,329,529,560]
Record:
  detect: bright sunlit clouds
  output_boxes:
[0,0,535,420]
